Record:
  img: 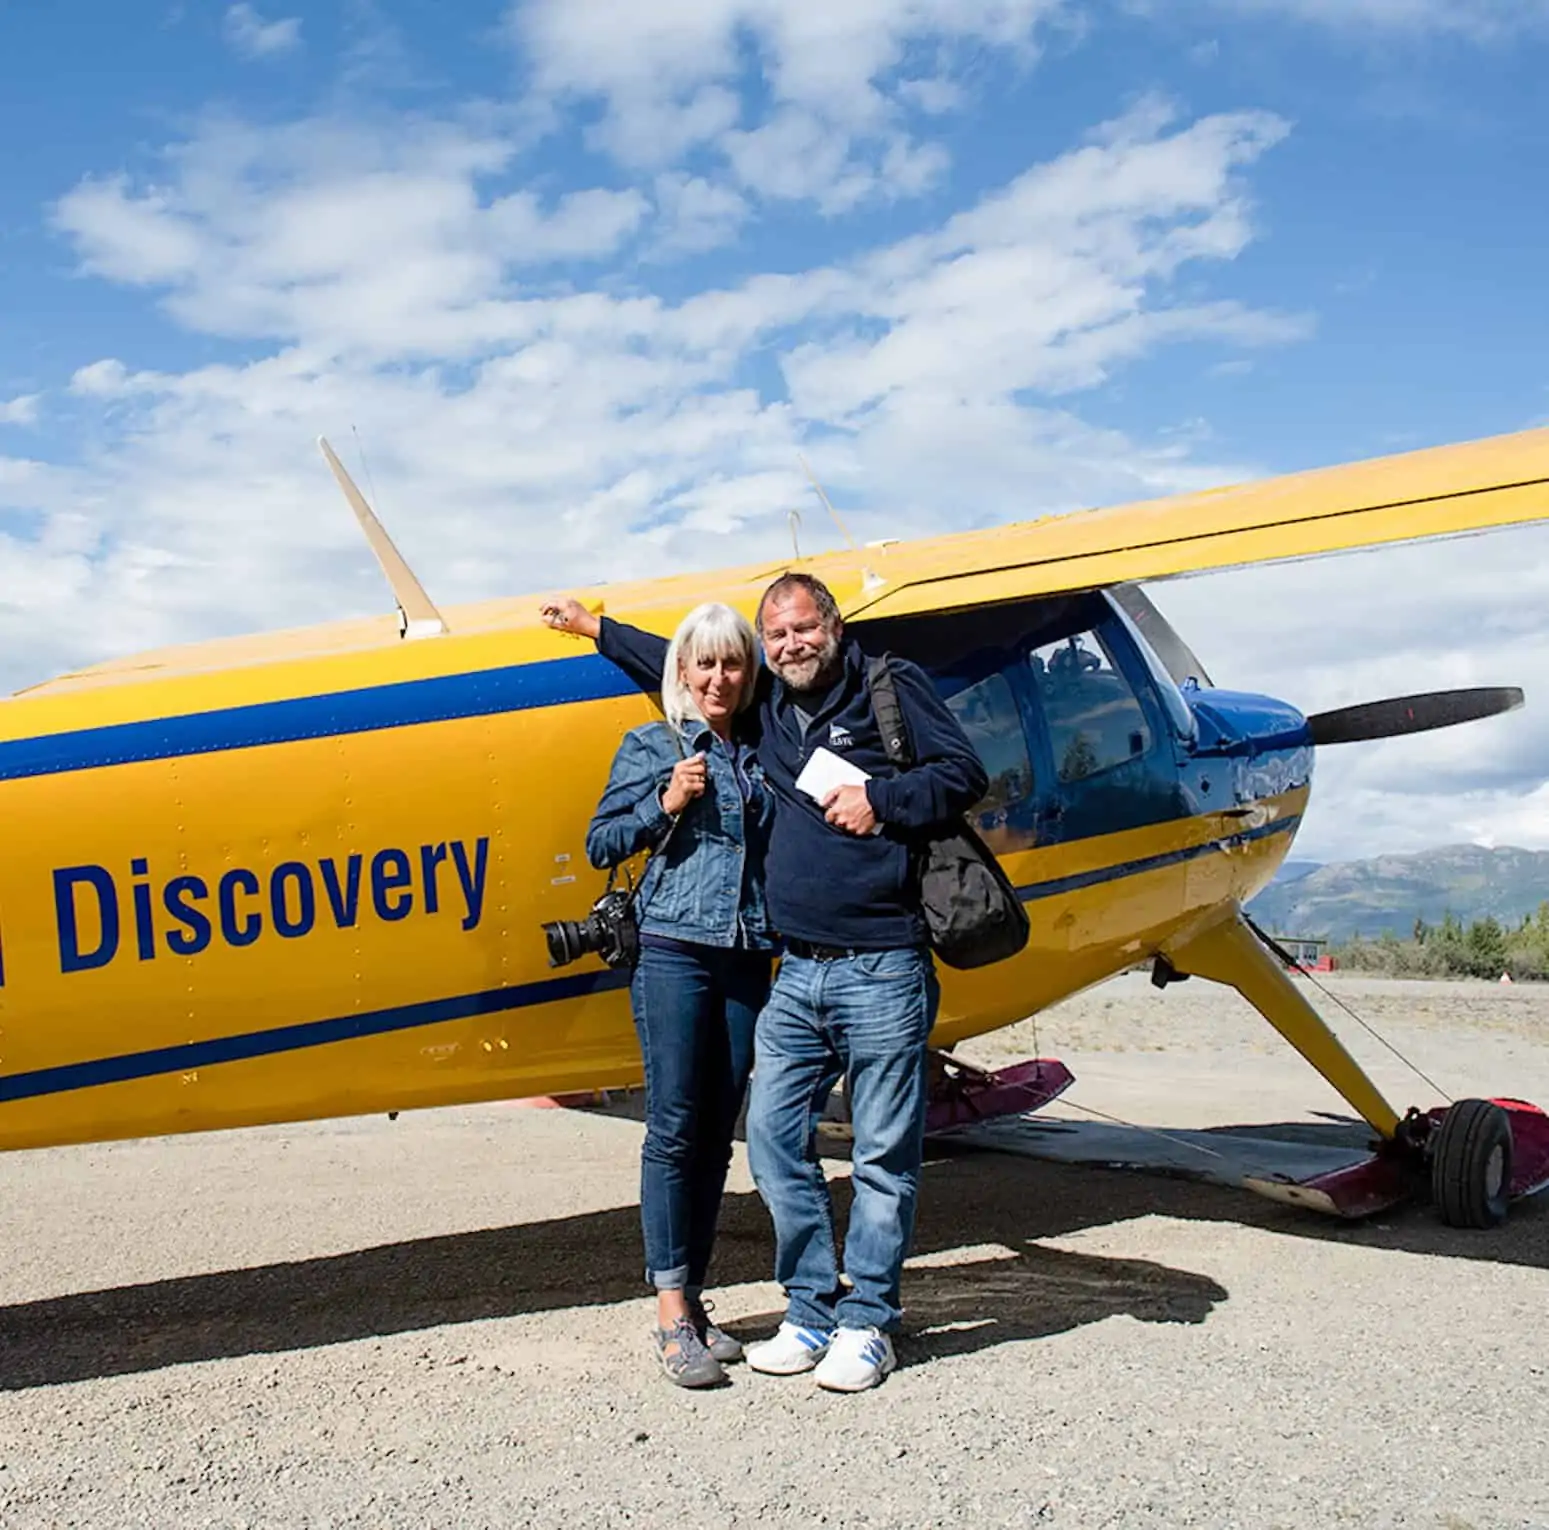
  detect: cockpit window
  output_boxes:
[1029,629,1153,783]
[943,671,1037,854]
[1104,591,1198,742]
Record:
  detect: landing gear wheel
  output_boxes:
[1431,1098,1513,1229]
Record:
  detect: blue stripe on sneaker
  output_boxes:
[796,1328,827,1350]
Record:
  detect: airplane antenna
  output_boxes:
[352,424,384,521]
[317,435,448,640]
[798,454,886,593]
[798,454,858,551]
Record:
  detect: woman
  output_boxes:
[546,597,775,1389]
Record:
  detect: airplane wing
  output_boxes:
[839,426,1549,621]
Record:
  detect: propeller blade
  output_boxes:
[1307,687,1524,746]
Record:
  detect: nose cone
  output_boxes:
[1187,688,1312,756]
[1184,687,1314,807]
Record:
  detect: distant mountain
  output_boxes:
[1272,860,1323,886]
[1246,844,1549,943]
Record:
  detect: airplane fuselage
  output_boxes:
[0,585,1309,1152]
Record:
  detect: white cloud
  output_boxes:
[722,111,869,209]
[27,53,1549,859]
[1151,519,1549,859]
[487,186,652,261]
[69,359,132,398]
[781,106,1303,419]
[0,394,40,427]
[223,3,302,59]
[55,179,204,285]
[17,99,1305,703]
[508,0,1069,206]
[52,118,650,358]
[897,77,966,115]
[650,174,751,256]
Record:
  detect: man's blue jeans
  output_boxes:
[630,942,771,1293]
[746,947,939,1333]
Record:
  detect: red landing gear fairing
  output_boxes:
[1243,1096,1549,1225]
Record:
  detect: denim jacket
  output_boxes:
[585,719,776,951]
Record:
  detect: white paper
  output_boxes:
[794,745,871,804]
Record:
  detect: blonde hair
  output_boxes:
[661,602,758,730]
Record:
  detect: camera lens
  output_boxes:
[543,918,592,968]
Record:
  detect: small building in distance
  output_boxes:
[1270,934,1334,972]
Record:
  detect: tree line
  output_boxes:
[1332,904,1549,980]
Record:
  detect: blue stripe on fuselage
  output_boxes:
[1014,814,1300,901]
[0,815,1299,1107]
[0,653,641,783]
[0,967,633,1105]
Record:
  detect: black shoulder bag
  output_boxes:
[867,655,1031,971]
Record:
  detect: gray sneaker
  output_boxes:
[690,1298,743,1364]
[654,1317,725,1388]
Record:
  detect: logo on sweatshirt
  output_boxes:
[828,722,854,749]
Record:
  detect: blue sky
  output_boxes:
[2,0,1549,857]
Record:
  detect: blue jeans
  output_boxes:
[630,942,771,1292]
[746,947,939,1334]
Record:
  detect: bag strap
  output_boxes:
[867,653,914,769]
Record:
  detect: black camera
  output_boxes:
[543,884,639,970]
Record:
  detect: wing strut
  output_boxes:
[317,436,448,640]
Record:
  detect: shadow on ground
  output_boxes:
[724,1235,1225,1371]
[0,1149,1229,1391]
[1,1114,1543,1391]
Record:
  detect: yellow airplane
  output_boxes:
[2,428,1547,1229]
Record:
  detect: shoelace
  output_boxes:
[660,1316,709,1363]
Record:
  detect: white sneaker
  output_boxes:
[814,1326,896,1392]
[745,1321,833,1375]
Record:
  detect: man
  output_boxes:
[541,574,987,1391]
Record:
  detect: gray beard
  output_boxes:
[772,635,841,694]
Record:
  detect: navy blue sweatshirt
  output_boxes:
[597,616,988,950]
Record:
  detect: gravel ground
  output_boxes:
[2,973,1547,1530]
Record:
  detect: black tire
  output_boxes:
[1431,1098,1513,1229]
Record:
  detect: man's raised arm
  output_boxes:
[596,616,669,693]
[539,598,668,694]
